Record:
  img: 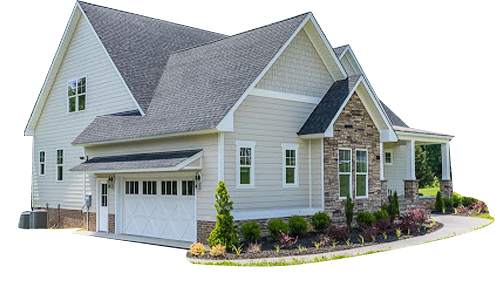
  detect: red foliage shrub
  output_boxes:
[373,218,392,234]
[400,206,429,230]
[277,231,298,249]
[326,224,348,241]
[473,201,488,214]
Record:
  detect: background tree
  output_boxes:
[415,145,436,188]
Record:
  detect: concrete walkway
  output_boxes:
[74,230,191,249]
[188,215,492,264]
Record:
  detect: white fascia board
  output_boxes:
[306,14,347,80]
[298,133,326,139]
[25,4,82,136]
[215,13,313,132]
[77,2,144,116]
[396,132,454,143]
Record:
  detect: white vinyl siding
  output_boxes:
[31,16,139,210]
[224,94,323,213]
[255,29,334,97]
[383,143,407,196]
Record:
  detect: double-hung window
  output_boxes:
[56,150,63,181]
[39,151,46,176]
[384,151,393,165]
[338,149,351,198]
[68,77,86,112]
[356,150,368,198]
[236,141,255,188]
[282,144,299,187]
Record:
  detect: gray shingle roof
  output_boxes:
[379,100,409,128]
[298,74,362,135]
[78,1,227,113]
[333,45,348,58]
[73,12,310,144]
[70,149,202,171]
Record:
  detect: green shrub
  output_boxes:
[356,212,376,228]
[373,209,389,220]
[345,194,354,232]
[240,221,261,244]
[443,198,453,212]
[311,211,330,233]
[207,181,238,249]
[382,191,399,221]
[288,215,308,237]
[453,194,462,207]
[462,197,475,207]
[435,191,445,213]
[267,218,288,240]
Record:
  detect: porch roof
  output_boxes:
[393,125,454,140]
[70,149,203,173]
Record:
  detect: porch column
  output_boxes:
[380,142,384,181]
[404,140,418,200]
[115,175,122,234]
[380,142,388,203]
[440,142,453,197]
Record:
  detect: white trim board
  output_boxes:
[250,88,321,104]
[232,208,322,221]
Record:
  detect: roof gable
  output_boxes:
[78,1,226,113]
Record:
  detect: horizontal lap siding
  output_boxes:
[85,134,218,220]
[383,143,407,196]
[224,95,322,212]
[32,16,138,210]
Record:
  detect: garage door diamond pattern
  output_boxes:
[123,195,195,242]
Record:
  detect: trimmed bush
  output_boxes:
[443,198,453,212]
[288,215,308,237]
[311,211,331,233]
[345,194,354,232]
[382,191,399,221]
[462,197,475,208]
[453,194,462,207]
[373,209,389,221]
[240,221,261,244]
[267,218,288,240]
[207,181,238,249]
[356,212,376,228]
[435,191,445,213]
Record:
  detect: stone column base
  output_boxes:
[440,180,453,197]
[404,180,419,201]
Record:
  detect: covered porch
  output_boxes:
[381,126,454,201]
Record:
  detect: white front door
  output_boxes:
[98,181,109,232]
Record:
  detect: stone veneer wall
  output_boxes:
[404,180,419,200]
[440,180,453,197]
[323,93,383,225]
[83,212,115,233]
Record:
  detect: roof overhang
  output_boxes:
[70,149,203,173]
[394,126,454,144]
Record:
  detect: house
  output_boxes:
[25,1,454,245]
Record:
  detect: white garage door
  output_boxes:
[122,180,196,242]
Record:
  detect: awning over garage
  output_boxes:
[70,149,203,173]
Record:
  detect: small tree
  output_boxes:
[207,181,238,249]
[345,194,354,232]
[435,191,445,213]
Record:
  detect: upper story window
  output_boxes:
[39,151,46,176]
[68,77,86,113]
[125,181,139,195]
[236,141,256,188]
[56,149,63,181]
[282,143,299,187]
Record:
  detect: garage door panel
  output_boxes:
[123,192,195,242]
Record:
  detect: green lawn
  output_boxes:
[418,187,440,197]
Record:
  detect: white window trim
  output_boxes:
[282,143,299,188]
[55,149,64,182]
[338,148,352,199]
[67,76,87,114]
[355,149,369,199]
[236,140,256,189]
[38,150,46,177]
[384,151,393,165]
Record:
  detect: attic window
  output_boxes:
[68,77,86,112]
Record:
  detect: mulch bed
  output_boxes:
[187,222,444,260]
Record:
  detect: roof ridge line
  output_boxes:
[168,11,312,56]
[77,1,225,36]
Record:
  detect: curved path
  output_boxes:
[188,215,492,264]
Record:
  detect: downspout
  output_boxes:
[308,139,312,209]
